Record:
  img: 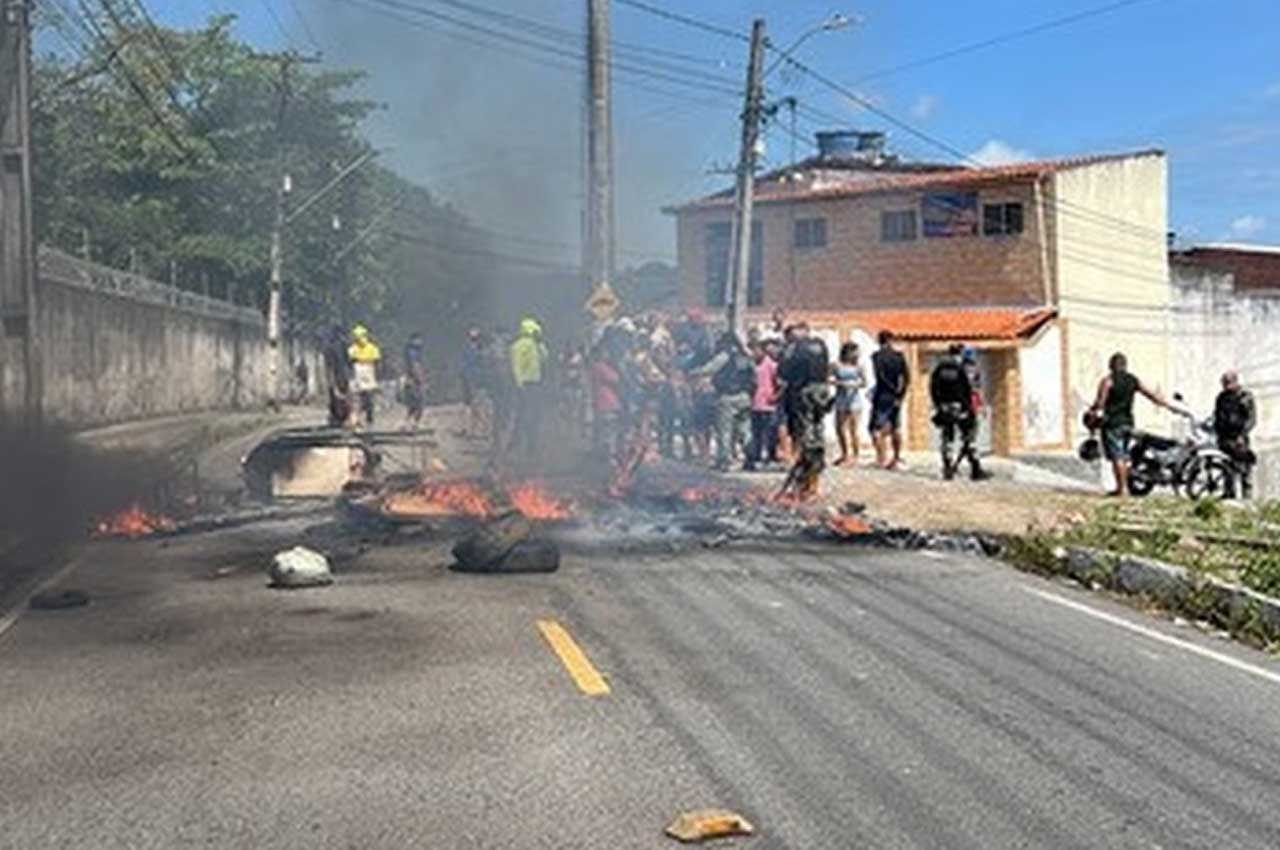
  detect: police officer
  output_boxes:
[930,343,990,481]
[1214,370,1257,499]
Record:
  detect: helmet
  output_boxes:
[519,317,542,337]
[352,324,369,340]
[1082,409,1103,431]
[1078,437,1102,462]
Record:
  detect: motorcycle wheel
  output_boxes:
[1126,470,1155,497]
[1184,457,1232,500]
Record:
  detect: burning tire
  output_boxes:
[451,511,559,573]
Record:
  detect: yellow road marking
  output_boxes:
[537,619,611,696]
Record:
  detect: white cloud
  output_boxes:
[910,94,939,120]
[1265,81,1280,99]
[1229,214,1267,238]
[969,139,1034,166]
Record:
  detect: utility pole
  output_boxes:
[256,50,319,410]
[584,0,615,296]
[727,18,767,339]
[0,0,39,424]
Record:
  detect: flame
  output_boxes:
[382,480,574,521]
[678,486,721,504]
[95,505,176,539]
[508,482,574,520]
[384,481,496,518]
[826,514,873,538]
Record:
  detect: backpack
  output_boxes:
[714,351,757,396]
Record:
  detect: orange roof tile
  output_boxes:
[668,149,1164,213]
[772,307,1057,341]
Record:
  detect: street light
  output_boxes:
[764,13,857,78]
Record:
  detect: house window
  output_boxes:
[704,221,764,307]
[983,202,1024,236]
[794,218,827,251]
[881,210,917,242]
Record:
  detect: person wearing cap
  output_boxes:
[348,324,382,428]
[509,317,550,459]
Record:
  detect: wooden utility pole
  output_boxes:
[584,0,614,295]
[727,19,767,339]
[0,0,39,423]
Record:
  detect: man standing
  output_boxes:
[1088,352,1179,497]
[348,325,382,429]
[401,331,428,431]
[509,317,549,459]
[746,340,778,471]
[323,324,351,428]
[690,332,756,471]
[778,323,833,498]
[1214,370,1257,499]
[930,343,989,481]
[870,330,909,469]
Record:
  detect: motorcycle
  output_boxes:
[1125,406,1240,499]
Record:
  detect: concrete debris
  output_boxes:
[268,546,333,589]
[30,589,90,610]
[665,809,755,843]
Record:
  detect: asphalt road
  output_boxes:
[2,519,1279,849]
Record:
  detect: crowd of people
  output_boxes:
[318,313,1261,502]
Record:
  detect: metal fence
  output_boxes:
[38,247,265,326]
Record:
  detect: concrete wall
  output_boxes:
[0,248,311,427]
[1021,323,1065,448]
[675,181,1049,311]
[1051,152,1171,441]
[1171,264,1280,497]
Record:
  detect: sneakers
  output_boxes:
[970,468,993,482]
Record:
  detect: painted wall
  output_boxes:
[674,181,1049,312]
[1020,324,1065,448]
[1051,152,1171,441]
[0,249,312,426]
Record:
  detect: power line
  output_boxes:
[614,0,749,43]
[852,0,1159,84]
[284,0,325,53]
[259,0,300,48]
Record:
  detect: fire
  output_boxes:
[508,482,574,521]
[381,480,574,521]
[384,481,496,518]
[826,514,873,538]
[678,486,721,504]
[95,505,176,539]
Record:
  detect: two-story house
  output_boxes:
[666,132,1170,457]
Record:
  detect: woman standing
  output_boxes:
[833,341,867,466]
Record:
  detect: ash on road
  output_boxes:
[2,515,1279,850]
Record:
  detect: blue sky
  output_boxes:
[120,1,1280,261]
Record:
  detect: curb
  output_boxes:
[1061,546,1280,641]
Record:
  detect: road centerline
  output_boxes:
[537,618,611,697]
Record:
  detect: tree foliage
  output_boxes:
[30,12,496,345]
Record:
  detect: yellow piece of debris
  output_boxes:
[665,809,755,843]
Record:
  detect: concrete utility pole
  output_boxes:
[0,0,40,423]
[258,50,319,410]
[584,0,615,294]
[727,19,767,339]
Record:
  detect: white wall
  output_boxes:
[1021,324,1064,447]
[1172,266,1280,497]
[1052,153,1171,441]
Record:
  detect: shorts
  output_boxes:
[1102,425,1131,462]
[869,398,901,434]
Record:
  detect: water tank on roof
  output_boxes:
[816,130,886,161]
